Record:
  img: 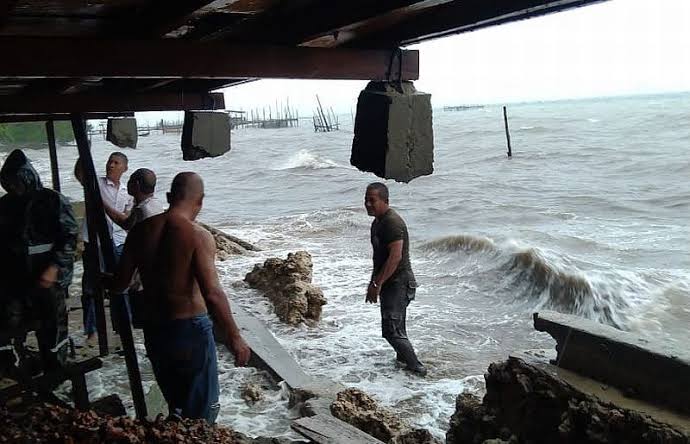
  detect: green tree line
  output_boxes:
[0,122,76,144]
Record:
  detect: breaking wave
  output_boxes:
[420,234,633,328]
[276,149,340,170]
[420,235,496,254]
[504,248,629,328]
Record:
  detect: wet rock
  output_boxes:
[330,388,440,444]
[241,382,264,405]
[244,251,326,326]
[446,357,689,444]
[199,222,259,260]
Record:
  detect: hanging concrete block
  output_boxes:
[181,111,231,161]
[351,81,434,183]
[106,117,138,149]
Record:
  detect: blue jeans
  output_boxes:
[144,314,220,423]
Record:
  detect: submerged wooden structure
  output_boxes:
[0,0,612,437]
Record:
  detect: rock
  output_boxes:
[351,81,434,183]
[241,383,264,405]
[330,388,440,444]
[244,251,326,326]
[446,357,689,444]
[181,111,231,161]
[199,222,259,260]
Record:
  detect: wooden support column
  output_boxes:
[72,117,110,357]
[71,115,148,420]
[45,120,61,191]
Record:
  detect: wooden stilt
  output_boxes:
[45,120,61,192]
[71,114,148,420]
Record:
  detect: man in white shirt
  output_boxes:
[80,152,134,342]
[103,168,164,231]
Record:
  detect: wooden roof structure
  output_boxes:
[0,0,607,119]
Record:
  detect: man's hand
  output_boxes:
[38,264,59,288]
[366,282,379,304]
[227,334,251,367]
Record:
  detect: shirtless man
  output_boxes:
[111,172,250,423]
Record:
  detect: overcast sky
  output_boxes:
[220,0,690,115]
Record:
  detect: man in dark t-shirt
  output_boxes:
[365,182,426,376]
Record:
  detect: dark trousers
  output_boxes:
[0,285,68,373]
[379,275,422,369]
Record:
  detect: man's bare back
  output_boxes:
[125,211,209,321]
[112,172,249,366]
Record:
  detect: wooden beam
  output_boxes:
[0,112,134,123]
[110,0,218,37]
[207,0,441,44]
[0,92,225,114]
[0,38,419,81]
[351,0,608,47]
[45,120,61,192]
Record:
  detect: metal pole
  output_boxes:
[45,120,61,192]
[503,106,512,158]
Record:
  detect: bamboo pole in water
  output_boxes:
[503,106,512,158]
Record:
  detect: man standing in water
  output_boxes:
[110,172,250,422]
[364,182,427,376]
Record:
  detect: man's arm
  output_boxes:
[193,228,250,366]
[110,231,139,293]
[103,200,134,230]
[366,240,403,303]
[40,195,79,288]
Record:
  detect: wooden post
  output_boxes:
[503,106,512,158]
[72,116,112,357]
[45,120,61,192]
[71,115,148,420]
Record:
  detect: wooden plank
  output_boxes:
[0,38,419,81]
[0,112,134,123]
[292,414,385,444]
[207,0,447,44]
[109,0,218,38]
[534,311,690,415]
[231,306,315,389]
[350,0,607,47]
[0,92,225,113]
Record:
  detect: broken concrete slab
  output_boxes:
[534,310,690,415]
[106,117,137,149]
[181,110,231,160]
[351,81,433,183]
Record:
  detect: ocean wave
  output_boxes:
[504,248,629,328]
[275,149,340,170]
[420,235,496,254]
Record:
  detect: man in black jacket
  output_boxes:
[0,149,78,373]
